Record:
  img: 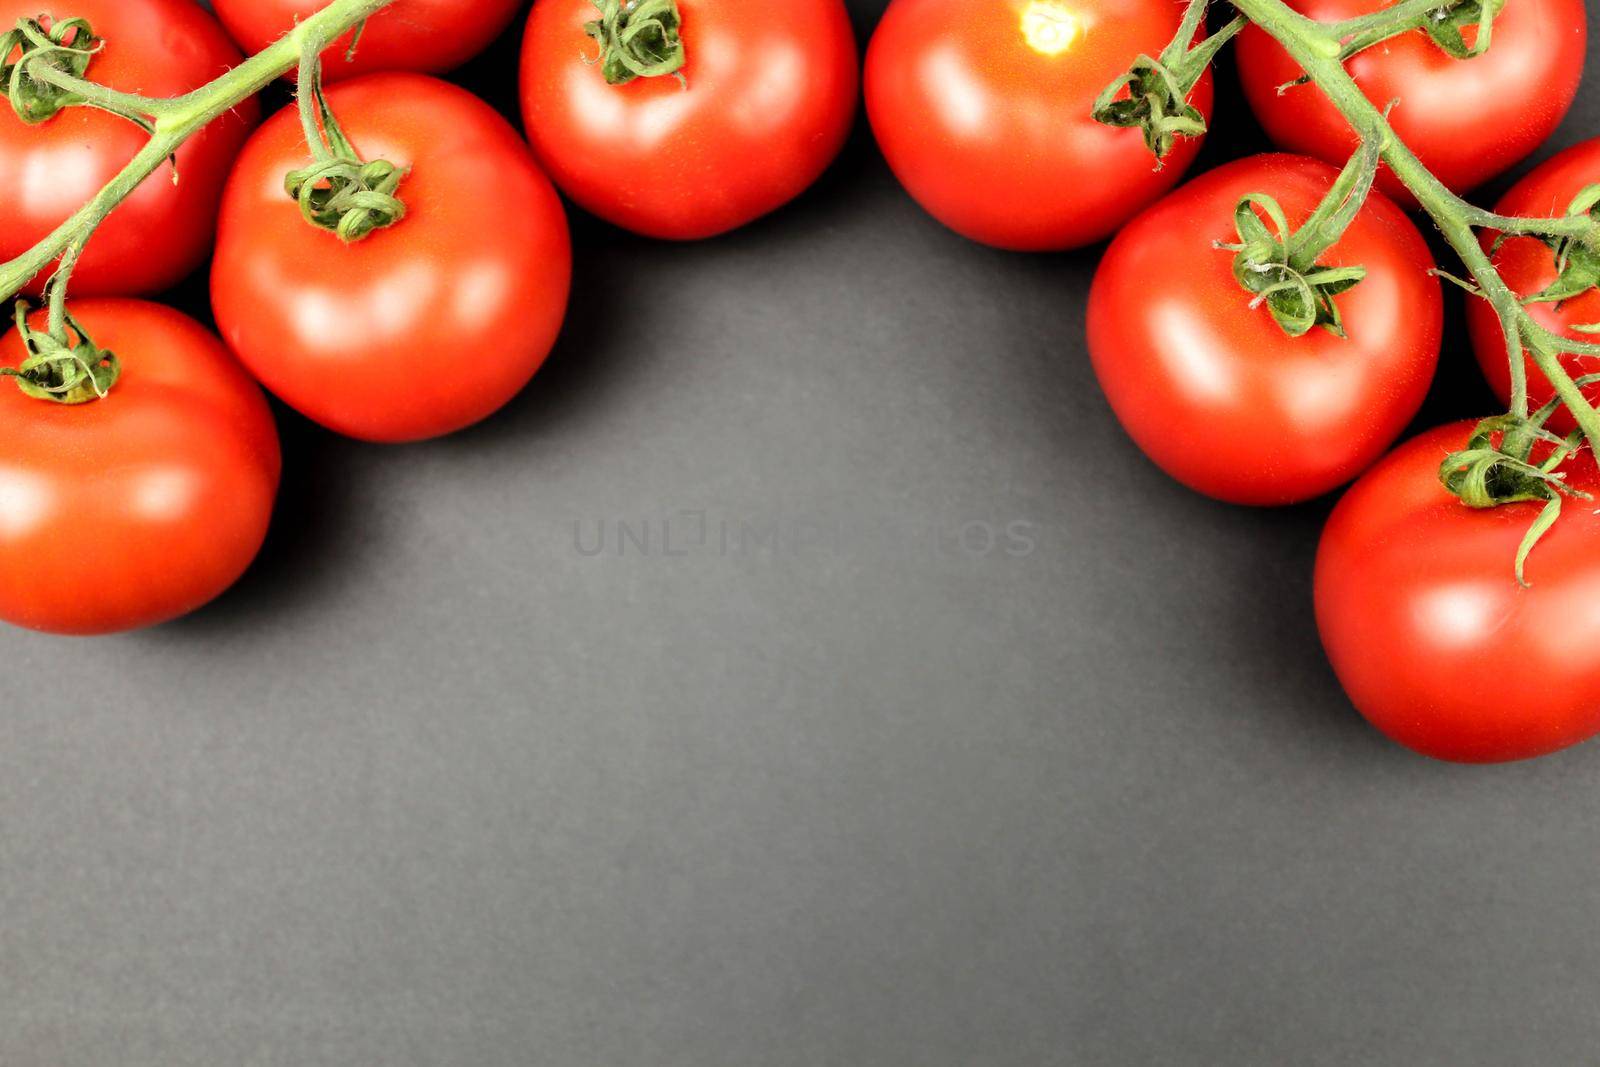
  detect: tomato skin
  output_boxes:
[1236,0,1586,205]
[211,73,572,444]
[213,0,523,82]
[520,0,858,240]
[1316,422,1600,763]
[865,0,1213,252]
[0,0,257,296]
[0,301,279,636]
[1087,154,1441,505]
[1467,139,1600,435]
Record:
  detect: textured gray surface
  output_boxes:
[5,3,1600,1064]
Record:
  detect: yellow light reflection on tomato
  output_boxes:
[1020,1,1080,56]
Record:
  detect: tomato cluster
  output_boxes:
[862,0,1595,763]
[0,0,859,635]
[0,0,1597,763]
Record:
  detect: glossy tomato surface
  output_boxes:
[1317,421,1600,763]
[1237,0,1586,204]
[0,0,257,296]
[0,300,279,635]
[1467,138,1600,434]
[865,0,1213,251]
[1087,154,1441,505]
[213,0,523,82]
[520,0,858,240]
[211,73,572,444]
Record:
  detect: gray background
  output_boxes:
[5,2,1600,1063]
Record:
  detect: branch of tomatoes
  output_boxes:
[1099,0,1600,582]
[0,0,400,401]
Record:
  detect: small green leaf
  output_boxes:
[1515,496,1563,587]
[1529,241,1600,305]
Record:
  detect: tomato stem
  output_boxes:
[45,242,80,341]
[1464,208,1597,240]
[19,63,173,126]
[1325,0,1438,41]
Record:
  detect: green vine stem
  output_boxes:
[0,0,399,307]
[1329,0,1502,61]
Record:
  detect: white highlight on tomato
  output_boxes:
[132,469,200,523]
[1020,1,1080,56]
[918,45,992,137]
[1413,583,1506,651]
[0,467,51,538]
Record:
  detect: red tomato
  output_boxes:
[1317,421,1600,763]
[1236,0,1586,204]
[520,0,858,240]
[211,73,571,444]
[865,0,1214,251]
[0,0,257,296]
[0,300,279,635]
[1467,138,1600,434]
[1087,154,1441,505]
[213,0,523,82]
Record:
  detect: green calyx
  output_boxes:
[285,81,406,243]
[286,156,406,242]
[1,298,118,405]
[584,0,686,87]
[1440,387,1599,587]
[1093,57,1210,162]
[1,16,100,124]
[1516,182,1600,312]
[1423,0,1505,59]
[1094,13,1244,161]
[1217,138,1379,337]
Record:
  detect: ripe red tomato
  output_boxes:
[864,0,1214,251]
[519,0,858,240]
[0,0,257,296]
[212,0,523,82]
[1087,154,1441,505]
[0,300,279,635]
[1317,421,1600,763]
[211,73,571,444]
[1236,0,1586,204]
[1467,138,1600,435]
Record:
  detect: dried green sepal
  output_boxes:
[0,16,100,124]
[1,298,119,405]
[583,0,687,87]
